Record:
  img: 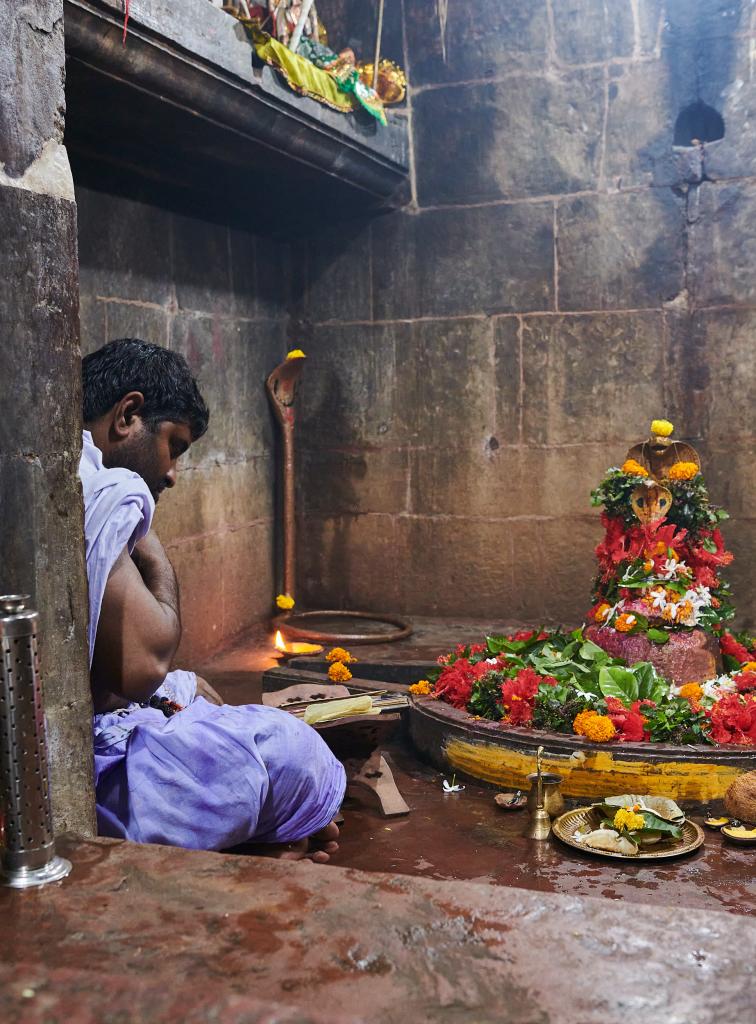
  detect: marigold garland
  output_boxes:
[668,461,699,481]
[327,662,352,682]
[621,458,648,477]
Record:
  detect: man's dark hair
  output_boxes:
[82,338,209,440]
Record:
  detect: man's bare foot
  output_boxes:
[244,820,341,863]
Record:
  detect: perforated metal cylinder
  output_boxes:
[0,595,71,887]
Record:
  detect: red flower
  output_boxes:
[720,632,751,665]
[508,629,549,642]
[734,670,756,693]
[604,696,650,742]
[708,693,756,745]
[692,565,719,590]
[500,667,556,726]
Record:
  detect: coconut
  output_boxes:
[724,771,756,825]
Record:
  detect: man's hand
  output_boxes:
[194,676,224,706]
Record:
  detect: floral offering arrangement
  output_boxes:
[577,794,685,856]
[415,420,756,746]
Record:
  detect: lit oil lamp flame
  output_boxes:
[273,630,324,658]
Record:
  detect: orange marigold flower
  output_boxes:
[621,458,649,477]
[615,613,638,633]
[594,602,612,622]
[679,682,703,703]
[325,647,356,664]
[643,559,654,573]
[668,461,698,481]
[409,679,432,696]
[742,662,756,673]
[328,662,352,683]
[582,714,617,743]
[573,709,599,736]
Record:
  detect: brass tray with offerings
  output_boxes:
[552,794,705,861]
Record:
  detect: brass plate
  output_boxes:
[552,806,704,861]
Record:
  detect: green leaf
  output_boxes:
[598,665,639,704]
[579,640,611,663]
[647,628,670,646]
[702,537,718,553]
[485,635,509,654]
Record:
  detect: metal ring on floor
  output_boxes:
[273,610,413,645]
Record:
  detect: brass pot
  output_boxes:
[526,772,565,819]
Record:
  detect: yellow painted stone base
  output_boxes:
[445,737,744,803]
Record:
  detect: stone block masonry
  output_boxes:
[0,2,94,834]
[77,188,293,665]
[296,0,755,629]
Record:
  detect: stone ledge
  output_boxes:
[64,0,409,231]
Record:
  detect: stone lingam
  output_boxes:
[584,419,729,685]
[406,419,754,806]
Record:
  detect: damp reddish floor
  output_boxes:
[201,617,755,918]
[3,619,754,1022]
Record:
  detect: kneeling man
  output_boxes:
[81,338,344,859]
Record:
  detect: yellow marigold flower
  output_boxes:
[276,593,295,610]
[643,559,654,573]
[573,709,599,736]
[582,714,617,743]
[595,603,612,622]
[409,679,432,696]
[621,458,649,477]
[742,661,756,673]
[668,461,698,481]
[327,662,352,683]
[662,605,677,623]
[615,613,637,633]
[613,807,645,832]
[651,419,674,437]
[286,349,306,360]
[679,682,703,702]
[325,647,356,664]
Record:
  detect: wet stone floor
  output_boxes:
[331,737,754,917]
[203,618,754,918]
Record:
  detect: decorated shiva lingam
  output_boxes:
[525,746,553,841]
[585,419,729,686]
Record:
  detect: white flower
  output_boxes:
[664,602,679,621]
[649,587,667,612]
[484,657,499,666]
[701,675,737,703]
[661,558,680,579]
[443,776,465,794]
[693,585,712,608]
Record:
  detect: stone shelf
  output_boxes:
[64,0,410,233]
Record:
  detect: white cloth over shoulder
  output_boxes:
[79,430,154,665]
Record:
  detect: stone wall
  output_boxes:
[77,189,292,663]
[0,3,94,833]
[296,0,755,629]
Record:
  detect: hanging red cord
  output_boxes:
[122,0,130,45]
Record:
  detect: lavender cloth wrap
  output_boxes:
[80,432,345,849]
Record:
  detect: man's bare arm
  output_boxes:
[91,532,182,705]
